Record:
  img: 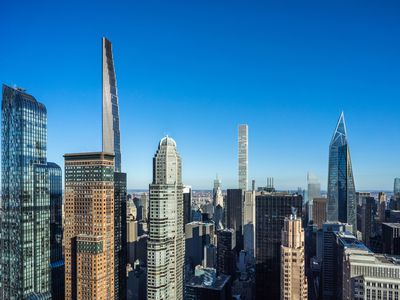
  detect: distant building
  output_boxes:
[184,186,192,228]
[185,221,215,269]
[281,214,308,300]
[382,223,400,255]
[243,190,256,258]
[327,112,357,234]
[394,178,400,195]
[255,193,303,300]
[186,267,231,300]
[378,192,387,223]
[238,124,248,191]
[217,228,236,277]
[127,263,147,300]
[204,244,217,269]
[358,196,375,248]
[307,172,321,222]
[313,198,327,229]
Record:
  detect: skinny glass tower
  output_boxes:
[327,112,357,233]
[103,37,121,172]
[147,136,185,300]
[1,85,51,299]
[238,124,248,191]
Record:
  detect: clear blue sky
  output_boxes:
[1,0,399,190]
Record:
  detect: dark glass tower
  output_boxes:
[1,85,51,299]
[226,188,243,250]
[102,37,127,300]
[327,112,357,233]
[255,193,303,300]
[48,162,64,299]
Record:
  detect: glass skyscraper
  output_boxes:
[48,162,64,300]
[1,85,51,299]
[327,112,357,233]
[394,177,400,195]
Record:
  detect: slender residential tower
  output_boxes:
[64,152,115,299]
[327,112,357,233]
[147,137,185,300]
[280,212,308,300]
[1,85,51,299]
[102,37,127,300]
[238,124,248,191]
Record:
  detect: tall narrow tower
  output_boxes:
[280,213,308,300]
[102,37,122,172]
[147,137,185,300]
[102,37,127,300]
[327,112,357,233]
[238,124,248,191]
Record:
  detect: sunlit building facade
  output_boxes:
[238,124,248,191]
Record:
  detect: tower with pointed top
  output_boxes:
[102,37,127,300]
[327,112,357,233]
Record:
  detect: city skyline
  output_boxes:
[1,1,400,190]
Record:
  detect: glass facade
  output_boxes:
[48,162,64,299]
[327,112,357,233]
[1,85,51,299]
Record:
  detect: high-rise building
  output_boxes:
[255,193,303,300]
[213,175,221,198]
[394,178,400,195]
[48,162,64,300]
[342,248,400,300]
[102,37,121,172]
[382,223,400,255]
[102,37,127,300]
[238,124,248,191]
[358,196,375,248]
[321,222,352,300]
[307,172,321,222]
[64,152,115,299]
[204,244,217,269]
[378,192,387,223]
[183,186,192,228]
[312,198,327,229]
[280,214,308,300]
[1,85,51,299]
[327,112,357,234]
[226,189,243,249]
[243,190,256,257]
[185,221,215,269]
[147,136,185,300]
[216,228,236,277]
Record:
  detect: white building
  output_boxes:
[147,136,185,300]
[238,124,248,191]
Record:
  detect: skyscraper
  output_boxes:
[147,137,185,300]
[102,37,127,300]
[183,186,192,228]
[217,228,236,277]
[64,152,115,299]
[255,193,303,299]
[48,162,64,300]
[312,198,327,229]
[1,85,51,299]
[238,124,248,191]
[226,189,243,250]
[307,172,321,222]
[281,213,308,300]
[394,178,400,195]
[103,37,121,172]
[327,112,357,234]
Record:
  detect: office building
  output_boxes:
[48,162,64,300]
[127,263,147,300]
[204,244,217,269]
[343,250,400,300]
[184,186,192,227]
[394,178,400,196]
[127,212,138,265]
[307,172,321,222]
[382,223,400,255]
[217,228,236,277]
[281,214,308,300]
[147,136,185,300]
[1,85,51,299]
[185,221,215,269]
[64,152,115,299]
[255,193,303,299]
[312,198,327,229]
[238,124,248,191]
[226,188,243,250]
[327,112,357,234]
[321,222,352,300]
[358,196,375,248]
[378,192,387,223]
[185,267,231,300]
